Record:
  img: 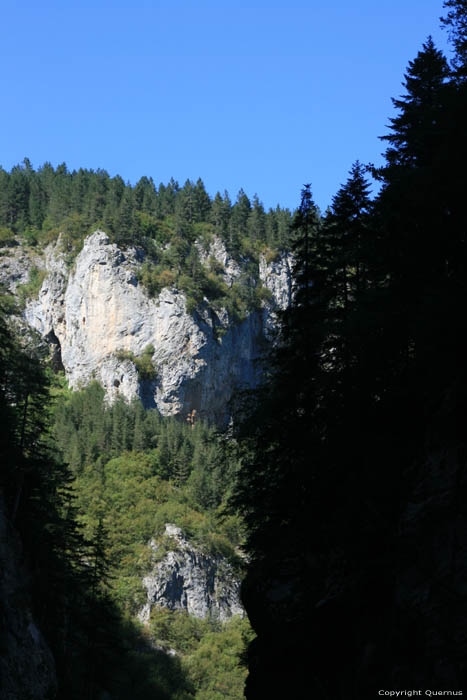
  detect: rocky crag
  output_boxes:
[139,524,244,624]
[3,231,292,426]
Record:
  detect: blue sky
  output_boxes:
[0,0,451,212]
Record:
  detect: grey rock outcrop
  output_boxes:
[0,246,45,293]
[21,231,292,425]
[196,236,243,288]
[259,253,293,339]
[139,524,244,623]
[0,496,57,700]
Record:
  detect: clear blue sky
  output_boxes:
[0,0,451,212]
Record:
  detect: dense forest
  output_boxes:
[0,312,253,699]
[0,115,290,700]
[0,162,292,252]
[0,161,291,319]
[2,0,467,698]
[232,4,467,697]
[0,141,286,699]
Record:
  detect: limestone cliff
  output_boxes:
[139,524,244,624]
[18,231,291,425]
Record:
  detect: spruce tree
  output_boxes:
[115,187,134,244]
[175,179,195,237]
[375,37,457,402]
[133,175,151,212]
[229,189,250,251]
[192,177,211,222]
[442,0,467,78]
[247,195,266,242]
[380,36,450,170]
[324,161,372,308]
[210,192,226,235]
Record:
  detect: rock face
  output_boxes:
[139,524,244,623]
[20,231,292,425]
[0,245,45,293]
[0,496,57,700]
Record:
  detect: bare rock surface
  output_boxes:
[0,245,45,293]
[21,231,291,425]
[139,524,244,623]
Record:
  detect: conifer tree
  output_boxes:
[247,195,266,242]
[380,36,450,170]
[70,168,90,215]
[210,192,225,235]
[192,177,211,222]
[229,189,250,251]
[442,0,467,77]
[133,176,151,212]
[324,161,372,309]
[115,187,134,244]
[132,399,146,452]
[86,169,109,226]
[290,184,320,308]
[209,189,232,242]
[160,177,179,216]
[175,179,195,237]
[374,37,457,401]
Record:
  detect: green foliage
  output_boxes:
[137,238,273,321]
[16,265,47,306]
[47,378,249,696]
[183,616,254,699]
[149,608,213,654]
[0,310,247,697]
[261,245,280,264]
[0,304,194,700]
[74,453,175,610]
[115,345,157,380]
[0,226,16,247]
[71,449,243,614]
[57,212,93,264]
[138,262,178,297]
[103,616,195,700]
[0,161,292,319]
[51,381,244,588]
[148,610,253,697]
[21,226,45,246]
[0,288,17,314]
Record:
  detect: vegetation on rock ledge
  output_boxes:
[0,163,293,317]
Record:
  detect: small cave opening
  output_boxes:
[45,328,65,373]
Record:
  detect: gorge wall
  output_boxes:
[11,231,292,426]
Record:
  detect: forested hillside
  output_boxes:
[0,163,292,252]
[0,308,253,699]
[0,160,286,700]
[0,164,291,319]
[2,1,467,698]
